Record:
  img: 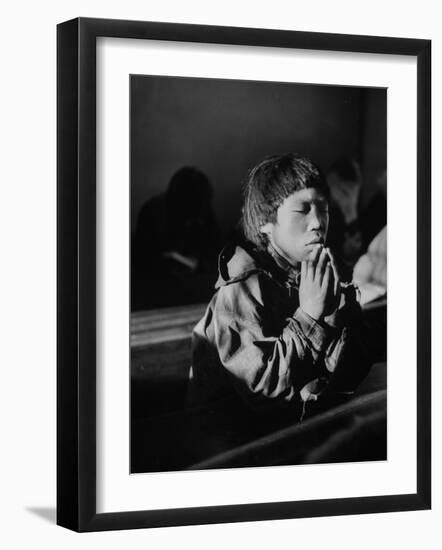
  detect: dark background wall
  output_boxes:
[362,88,387,206]
[131,75,386,235]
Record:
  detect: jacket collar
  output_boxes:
[266,242,301,287]
[215,240,300,290]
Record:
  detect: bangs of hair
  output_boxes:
[241,153,328,249]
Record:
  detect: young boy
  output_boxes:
[187,153,372,430]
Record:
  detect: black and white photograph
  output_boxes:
[130,75,388,473]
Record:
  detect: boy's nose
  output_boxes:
[307,211,324,231]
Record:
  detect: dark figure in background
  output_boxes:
[326,158,364,268]
[132,167,221,310]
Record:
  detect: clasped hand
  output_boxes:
[299,246,341,322]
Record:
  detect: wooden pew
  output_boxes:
[130,303,206,418]
[131,303,206,382]
[187,390,387,470]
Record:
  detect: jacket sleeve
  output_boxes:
[322,284,373,393]
[211,276,337,412]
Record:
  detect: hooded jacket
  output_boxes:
[188,241,372,423]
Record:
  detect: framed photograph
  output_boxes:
[57,17,431,532]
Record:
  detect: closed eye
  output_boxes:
[292,207,328,214]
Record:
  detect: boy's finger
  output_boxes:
[300,260,306,282]
[326,248,340,293]
[315,247,328,282]
[309,245,321,269]
[326,248,339,278]
[306,260,315,282]
[321,263,331,291]
[306,248,318,281]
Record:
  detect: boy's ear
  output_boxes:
[259,222,273,236]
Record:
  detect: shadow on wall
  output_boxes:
[132,166,222,311]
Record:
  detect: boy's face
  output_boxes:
[260,188,329,265]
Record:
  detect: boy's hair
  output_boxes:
[241,153,329,250]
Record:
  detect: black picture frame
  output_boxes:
[57,17,431,532]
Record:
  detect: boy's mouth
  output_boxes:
[307,237,324,245]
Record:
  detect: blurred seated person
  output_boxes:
[353,225,387,362]
[326,158,364,268]
[360,169,387,250]
[353,225,387,306]
[132,166,222,310]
